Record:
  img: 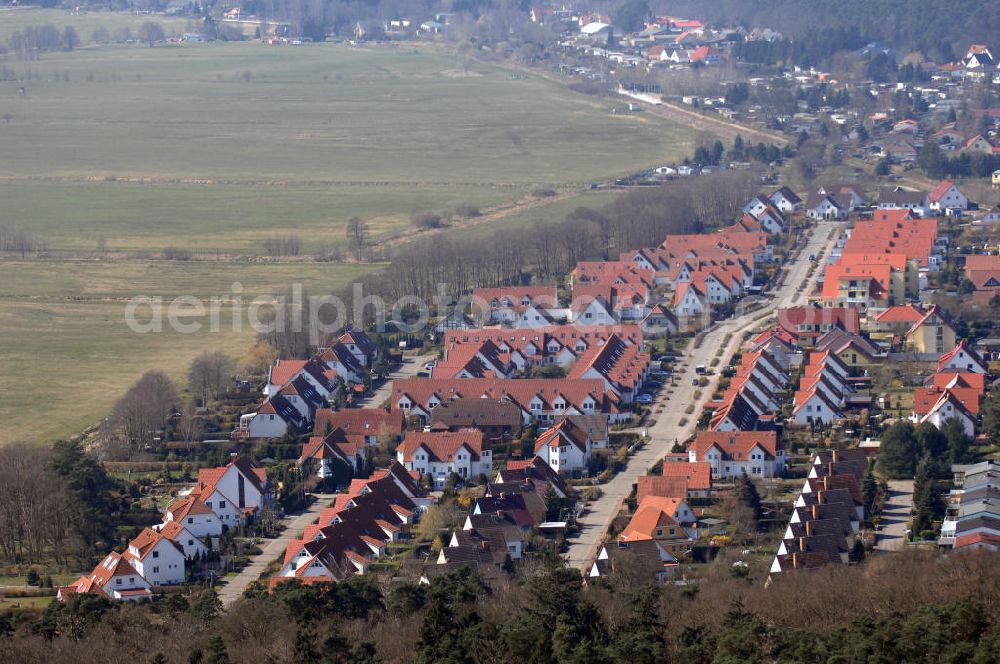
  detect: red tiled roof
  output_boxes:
[637,475,688,502]
[621,496,687,541]
[875,305,926,324]
[397,430,486,463]
[660,461,712,491]
[913,387,981,416]
[689,431,779,461]
[313,408,403,441]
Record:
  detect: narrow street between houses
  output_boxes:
[216,494,336,608]
[565,223,843,570]
[875,480,916,553]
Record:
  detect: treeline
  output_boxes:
[732,26,868,68]
[0,223,45,257]
[8,24,80,60]
[658,0,999,62]
[4,551,1000,662]
[0,441,122,569]
[919,141,1000,180]
[334,171,757,317]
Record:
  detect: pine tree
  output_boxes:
[204,636,229,664]
[293,626,320,664]
[735,472,762,521]
[862,462,879,517]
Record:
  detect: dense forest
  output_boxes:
[659,0,999,63]
[3,551,999,663]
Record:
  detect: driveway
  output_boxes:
[356,353,436,409]
[564,223,843,570]
[216,493,335,608]
[875,480,914,552]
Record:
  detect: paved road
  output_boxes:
[357,353,436,409]
[565,223,844,570]
[875,480,914,552]
[217,494,336,608]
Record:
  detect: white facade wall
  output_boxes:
[129,541,185,586]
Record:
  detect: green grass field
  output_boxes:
[0,23,700,446]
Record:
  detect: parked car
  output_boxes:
[636,394,654,404]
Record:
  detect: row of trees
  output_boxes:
[5,552,1000,662]
[0,223,45,257]
[332,171,757,329]
[919,140,1000,180]
[8,21,168,59]
[8,24,80,60]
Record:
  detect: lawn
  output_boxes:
[0,36,701,446]
[0,596,55,612]
[0,261,377,446]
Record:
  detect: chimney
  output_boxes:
[792,551,800,569]
[230,452,238,462]
[805,520,814,536]
[818,491,826,505]
[812,504,819,519]
[832,449,840,462]
[799,536,807,552]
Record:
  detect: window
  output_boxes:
[187,518,193,524]
[219,501,226,509]
[116,578,122,585]
[656,528,663,537]
[152,551,159,559]
[153,566,159,574]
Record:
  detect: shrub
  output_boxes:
[531,187,557,198]
[684,404,695,414]
[452,204,480,218]
[678,417,688,426]
[411,211,446,229]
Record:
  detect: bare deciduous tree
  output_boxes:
[345,216,370,263]
[188,350,234,403]
[110,371,178,454]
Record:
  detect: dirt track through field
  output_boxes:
[378,188,582,250]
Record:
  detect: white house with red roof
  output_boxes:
[566,333,651,402]
[298,433,364,477]
[390,377,624,425]
[929,180,969,212]
[471,286,560,325]
[396,430,491,487]
[124,527,186,586]
[336,328,378,367]
[241,394,310,439]
[59,552,152,602]
[533,418,595,473]
[919,390,977,437]
[160,495,222,539]
[938,340,988,374]
[188,455,272,527]
[687,431,785,479]
[154,520,210,560]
